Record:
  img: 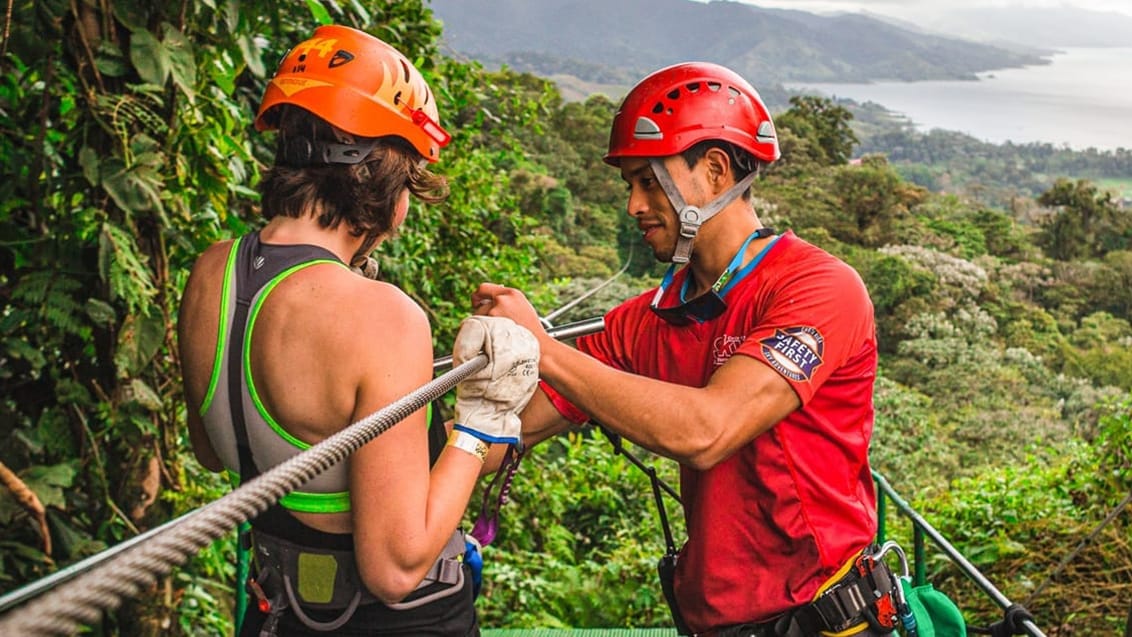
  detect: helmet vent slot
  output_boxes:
[708,82,722,92]
[667,89,680,100]
[632,116,663,140]
[400,59,411,82]
[687,82,701,93]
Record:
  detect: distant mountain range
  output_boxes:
[428,0,1054,104]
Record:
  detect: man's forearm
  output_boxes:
[536,339,714,466]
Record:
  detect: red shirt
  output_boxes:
[575,231,878,632]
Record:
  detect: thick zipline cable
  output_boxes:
[541,243,632,326]
[0,355,488,637]
[433,317,604,372]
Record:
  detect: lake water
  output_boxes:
[786,47,1132,152]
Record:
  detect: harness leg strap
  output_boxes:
[385,565,465,611]
[282,575,362,632]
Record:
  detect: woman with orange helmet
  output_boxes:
[473,62,892,636]
[179,25,537,636]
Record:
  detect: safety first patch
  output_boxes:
[759,327,824,382]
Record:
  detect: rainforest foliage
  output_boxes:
[0,1,1129,635]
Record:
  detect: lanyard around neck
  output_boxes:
[652,227,777,306]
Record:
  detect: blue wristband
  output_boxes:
[453,423,519,446]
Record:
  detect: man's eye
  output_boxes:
[625,177,656,192]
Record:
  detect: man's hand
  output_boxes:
[471,283,548,344]
[452,316,539,447]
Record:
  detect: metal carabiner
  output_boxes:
[871,541,919,637]
[872,540,910,579]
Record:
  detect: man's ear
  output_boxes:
[702,146,732,193]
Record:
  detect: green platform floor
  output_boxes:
[483,631,677,636]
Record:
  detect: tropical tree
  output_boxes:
[773,95,858,166]
[1038,178,1130,260]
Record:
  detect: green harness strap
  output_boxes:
[236,522,251,630]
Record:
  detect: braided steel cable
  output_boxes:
[0,355,486,637]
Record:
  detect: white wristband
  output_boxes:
[447,430,489,464]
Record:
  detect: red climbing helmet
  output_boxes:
[604,62,780,166]
[255,24,450,163]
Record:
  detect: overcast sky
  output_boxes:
[722,0,1132,18]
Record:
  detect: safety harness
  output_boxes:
[712,546,901,637]
[220,233,474,635]
[247,527,468,634]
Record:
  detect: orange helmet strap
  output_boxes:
[649,158,758,264]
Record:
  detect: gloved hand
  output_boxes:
[452,316,539,447]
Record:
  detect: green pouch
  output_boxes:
[900,577,967,637]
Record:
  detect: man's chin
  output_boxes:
[643,239,672,263]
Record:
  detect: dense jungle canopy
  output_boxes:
[0,1,1129,635]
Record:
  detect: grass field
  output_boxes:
[1094,177,1132,202]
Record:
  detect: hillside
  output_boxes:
[429,0,1045,89]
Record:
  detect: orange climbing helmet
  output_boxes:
[604,62,779,166]
[255,24,450,163]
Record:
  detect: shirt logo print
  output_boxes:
[759,326,824,382]
[712,334,746,367]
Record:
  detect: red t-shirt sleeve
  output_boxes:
[575,291,651,374]
[735,251,875,405]
[545,295,649,424]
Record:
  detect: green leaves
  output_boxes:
[99,154,165,215]
[18,463,78,511]
[304,0,335,25]
[129,24,197,100]
[99,223,158,316]
[114,313,166,379]
[94,41,131,78]
[474,433,678,626]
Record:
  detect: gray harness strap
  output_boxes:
[385,530,467,611]
[649,157,758,264]
[252,528,467,632]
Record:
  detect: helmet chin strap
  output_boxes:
[649,158,759,264]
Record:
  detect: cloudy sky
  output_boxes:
[723,0,1132,18]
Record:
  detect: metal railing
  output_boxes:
[873,470,1046,637]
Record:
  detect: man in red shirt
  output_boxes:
[473,62,893,636]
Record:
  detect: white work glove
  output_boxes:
[452,316,540,447]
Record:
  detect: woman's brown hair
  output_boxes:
[258,105,449,244]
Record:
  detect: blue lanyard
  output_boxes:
[662,229,779,303]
